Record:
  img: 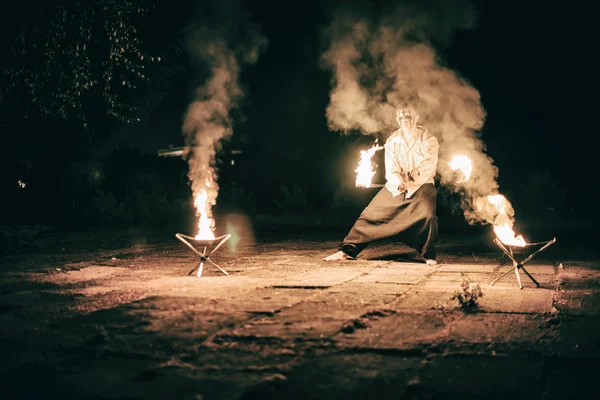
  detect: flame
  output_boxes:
[448,154,473,183]
[355,141,384,187]
[487,194,526,247]
[194,190,215,240]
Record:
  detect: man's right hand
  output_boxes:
[398,176,408,192]
[399,172,411,191]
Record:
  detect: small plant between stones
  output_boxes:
[452,276,483,312]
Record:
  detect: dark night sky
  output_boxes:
[122,0,594,209]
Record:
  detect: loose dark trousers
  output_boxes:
[339,183,438,260]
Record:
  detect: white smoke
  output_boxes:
[321,0,513,227]
[182,0,267,234]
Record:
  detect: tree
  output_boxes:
[0,0,187,227]
[0,0,182,132]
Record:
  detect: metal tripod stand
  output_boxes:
[491,237,557,289]
[175,233,231,277]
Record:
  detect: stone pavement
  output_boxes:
[1,233,599,399]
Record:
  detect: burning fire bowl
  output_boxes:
[491,237,557,289]
[175,233,231,278]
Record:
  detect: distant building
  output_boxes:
[157,145,242,165]
[157,145,185,158]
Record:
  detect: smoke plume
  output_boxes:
[321,0,512,227]
[182,0,267,234]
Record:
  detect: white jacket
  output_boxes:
[384,127,439,198]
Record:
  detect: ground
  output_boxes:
[1,225,599,400]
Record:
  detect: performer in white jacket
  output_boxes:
[324,105,440,264]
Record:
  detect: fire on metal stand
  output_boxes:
[491,237,557,289]
[175,233,231,278]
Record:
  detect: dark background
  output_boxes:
[1,0,595,242]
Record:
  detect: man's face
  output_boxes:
[396,109,416,131]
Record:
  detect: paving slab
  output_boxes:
[370,263,438,274]
[448,313,556,342]
[391,290,458,311]
[438,264,498,273]
[554,289,600,317]
[334,311,457,350]
[478,287,555,313]
[353,272,427,284]
[416,272,492,292]
[558,272,600,290]
[272,266,377,287]
[220,287,324,314]
[213,300,366,340]
[419,271,553,292]
[448,313,560,355]
[488,273,556,287]
[323,282,411,306]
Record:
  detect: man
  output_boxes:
[324,105,439,264]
